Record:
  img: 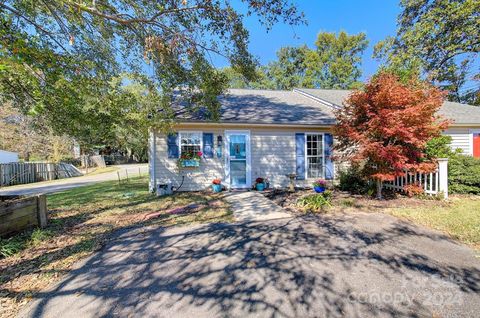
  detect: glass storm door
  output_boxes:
[225,132,251,188]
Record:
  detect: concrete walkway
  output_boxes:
[224,191,292,222]
[0,164,148,196]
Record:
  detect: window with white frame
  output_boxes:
[179,132,202,155]
[306,133,324,178]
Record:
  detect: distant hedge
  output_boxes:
[448,155,480,195]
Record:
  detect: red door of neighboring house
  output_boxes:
[474,134,480,158]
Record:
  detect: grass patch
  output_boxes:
[387,196,480,249]
[0,176,232,317]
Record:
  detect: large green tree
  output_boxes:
[0,0,304,153]
[307,31,368,89]
[374,0,480,105]
[225,31,368,90]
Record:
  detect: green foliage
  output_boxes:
[297,191,332,213]
[310,31,369,89]
[425,136,480,194]
[30,228,53,246]
[0,0,305,154]
[0,236,25,258]
[425,135,457,159]
[338,166,371,195]
[448,155,480,194]
[374,0,480,105]
[224,31,368,90]
[0,227,52,258]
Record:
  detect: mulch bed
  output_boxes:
[262,188,450,215]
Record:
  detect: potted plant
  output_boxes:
[179,151,203,168]
[212,178,222,193]
[255,177,265,191]
[312,179,327,193]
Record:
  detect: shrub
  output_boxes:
[425,135,456,159]
[403,184,424,197]
[448,155,480,194]
[297,191,332,213]
[338,166,370,194]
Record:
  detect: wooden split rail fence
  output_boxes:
[0,162,83,187]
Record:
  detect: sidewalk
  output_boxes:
[224,191,292,222]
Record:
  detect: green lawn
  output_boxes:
[388,196,480,250]
[0,176,232,317]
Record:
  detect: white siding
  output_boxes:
[443,128,471,155]
[152,127,330,191]
[251,130,296,188]
[153,129,225,191]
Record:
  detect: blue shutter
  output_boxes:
[167,133,179,158]
[296,133,305,180]
[203,133,214,158]
[324,133,334,180]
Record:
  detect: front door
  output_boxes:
[225,131,251,189]
[474,133,480,158]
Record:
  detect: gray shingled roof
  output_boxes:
[174,88,480,126]
[297,88,480,125]
[174,89,336,125]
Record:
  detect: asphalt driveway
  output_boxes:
[20,212,480,318]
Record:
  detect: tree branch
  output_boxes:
[0,2,69,52]
[65,1,207,25]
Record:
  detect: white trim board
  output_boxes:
[178,131,203,156]
[304,132,326,180]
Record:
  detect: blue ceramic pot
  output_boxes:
[256,183,265,191]
[314,186,325,193]
[212,184,222,193]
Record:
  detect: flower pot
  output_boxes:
[212,184,222,193]
[314,186,325,193]
[256,183,265,191]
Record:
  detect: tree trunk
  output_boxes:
[376,179,383,200]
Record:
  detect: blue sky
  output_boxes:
[216,0,401,81]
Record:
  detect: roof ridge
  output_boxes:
[292,88,341,110]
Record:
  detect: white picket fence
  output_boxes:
[383,158,449,199]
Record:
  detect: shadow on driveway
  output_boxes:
[20,212,480,318]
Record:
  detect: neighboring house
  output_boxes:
[149,89,480,192]
[0,150,19,164]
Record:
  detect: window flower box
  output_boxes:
[180,159,200,167]
[178,151,202,169]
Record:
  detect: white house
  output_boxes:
[0,150,19,164]
[149,89,480,192]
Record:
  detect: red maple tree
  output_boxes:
[334,72,449,199]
